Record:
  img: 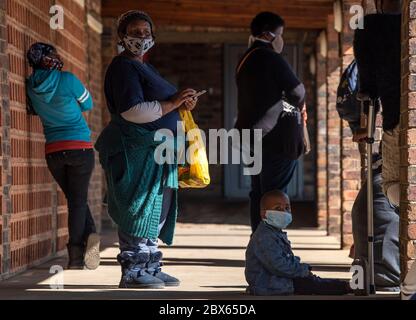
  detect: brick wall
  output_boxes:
[101,17,117,127]
[401,0,416,277]
[7,0,75,274]
[302,41,318,202]
[316,33,328,230]
[340,0,363,248]
[326,14,342,240]
[0,0,103,279]
[85,0,103,234]
[100,17,117,227]
[0,0,8,277]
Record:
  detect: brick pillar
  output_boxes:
[0,0,10,278]
[101,17,117,228]
[400,0,416,278]
[340,0,363,248]
[86,0,103,232]
[326,14,342,241]
[101,17,117,127]
[302,44,318,202]
[316,32,328,231]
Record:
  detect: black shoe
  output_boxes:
[67,244,85,269]
[147,251,180,287]
[118,251,165,289]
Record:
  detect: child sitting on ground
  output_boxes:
[245,190,352,296]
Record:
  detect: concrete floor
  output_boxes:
[0,223,399,300]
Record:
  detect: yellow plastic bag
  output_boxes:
[178,109,210,188]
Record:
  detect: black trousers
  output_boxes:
[293,274,350,295]
[250,150,298,233]
[46,149,96,246]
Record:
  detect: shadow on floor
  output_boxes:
[98,257,246,268]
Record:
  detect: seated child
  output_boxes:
[245,190,352,296]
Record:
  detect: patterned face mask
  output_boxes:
[41,55,64,71]
[27,42,64,70]
[122,35,155,57]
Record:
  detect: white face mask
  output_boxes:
[247,31,283,53]
[122,35,155,56]
[268,32,284,54]
[263,210,292,229]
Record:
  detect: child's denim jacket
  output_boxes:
[245,221,310,295]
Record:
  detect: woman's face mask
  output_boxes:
[264,210,292,229]
[268,31,284,54]
[247,28,284,54]
[41,54,64,70]
[122,35,155,57]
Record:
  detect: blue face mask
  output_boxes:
[264,210,292,229]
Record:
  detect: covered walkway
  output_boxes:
[0,0,414,299]
[0,223,398,300]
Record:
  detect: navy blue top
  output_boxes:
[104,55,179,133]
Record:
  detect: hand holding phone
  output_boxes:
[183,90,205,111]
[187,90,207,100]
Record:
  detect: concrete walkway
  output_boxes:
[0,223,399,300]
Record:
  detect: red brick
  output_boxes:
[0,0,103,278]
[409,223,416,240]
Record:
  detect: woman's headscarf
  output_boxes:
[117,10,154,39]
[27,42,63,70]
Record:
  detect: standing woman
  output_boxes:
[235,12,307,233]
[96,10,198,289]
[26,43,100,270]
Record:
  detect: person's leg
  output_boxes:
[64,149,96,246]
[46,152,68,193]
[351,181,369,260]
[47,152,85,269]
[158,187,172,233]
[249,174,262,233]
[261,152,298,195]
[64,149,100,270]
[84,206,97,239]
[117,229,164,289]
[249,152,297,233]
[293,274,351,295]
[381,126,400,206]
[146,187,180,286]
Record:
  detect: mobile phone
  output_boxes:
[189,90,207,99]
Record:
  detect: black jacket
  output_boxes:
[235,41,304,132]
[354,14,401,131]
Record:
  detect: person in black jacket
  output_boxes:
[235,12,306,232]
[353,0,401,206]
